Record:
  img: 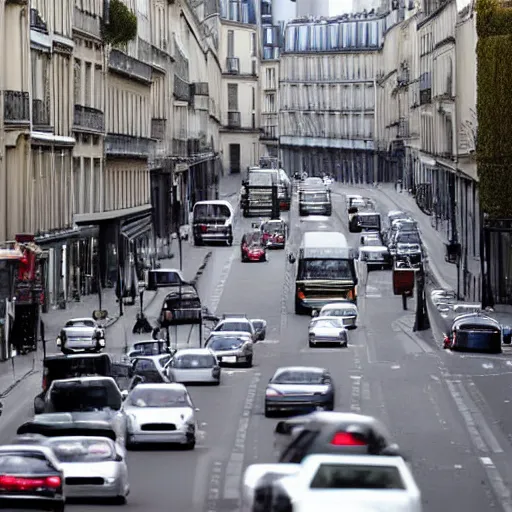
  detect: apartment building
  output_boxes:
[279,13,389,179]
[219,0,260,173]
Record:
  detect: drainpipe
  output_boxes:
[373,78,378,185]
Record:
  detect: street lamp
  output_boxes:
[132,280,153,334]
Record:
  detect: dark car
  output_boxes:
[444,313,502,353]
[159,284,202,326]
[241,232,267,262]
[264,367,334,417]
[274,411,401,463]
[0,445,65,512]
[131,354,173,383]
[351,212,381,233]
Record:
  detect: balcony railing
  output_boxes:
[226,57,240,74]
[227,111,241,128]
[105,134,155,158]
[172,138,187,156]
[174,75,191,102]
[32,99,50,129]
[30,8,47,33]
[73,105,104,133]
[397,118,409,138]
[137,37,168,70]
[109,49,152,84]
[151,118,166,140]
[4,91,30,124]
[73,7,101,38]
[187,138,201,156]
[261,126,277,139]
[190,82,209,96]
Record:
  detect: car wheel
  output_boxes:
[246,355,253,368]
[264,404,273,418]
[227,235,233,246]
[326,401,335,411]
[194,236,203,246]
[295,300,306,315]
[114,495,127,505]
[213,379,221,386]
[342,342,348,348]
[308,340,314,348]
[184,437,196,450]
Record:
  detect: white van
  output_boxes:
[192,200,235,246]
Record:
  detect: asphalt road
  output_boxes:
[2,184,512,512]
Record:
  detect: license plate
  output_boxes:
[222,356,237,363]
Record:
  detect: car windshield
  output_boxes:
[65,320,95,328]
[262,223,283,233]
[217,322,251,333]
[301,259,353,280]
[321,309,355,317]
[174,355,215,369]
[363,238,381,246]
[312,319,345,329]
[194,204,230,221]
[397,233,421,244]
[48,439,114,463]
[208,337,245,350]
[272,371,324,384]
[359,215,380,225]
[49,383,120,412]
[0,453,54,474]
[310,464,405,490]
[303,192,328,203]
[305,178,323,185]
[132,342,167,356]
[128,387,190,407]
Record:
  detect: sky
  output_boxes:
[329,0,351,15]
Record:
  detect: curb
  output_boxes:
[0,359,37,399]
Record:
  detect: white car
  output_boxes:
[242,454,422,512]
[166,348,221,385]
[213,314,267,342]
[56,318,106,354]
[124,383,198,449]
[308,317,348,348]
[314,302,358,328]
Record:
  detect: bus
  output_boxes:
[289,232,358,314]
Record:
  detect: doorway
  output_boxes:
[229,143,241,174]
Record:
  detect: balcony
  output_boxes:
[74,105,104,133]
[137,37,168,70]
[32,99,51,130]
[30,7,47,33]
[151,118,166,140]
[187,138,201,156]
[172,138,187,156]
[73,7,101,39]
[227,111,241,128]
[4,91,30,125]
[105,134,155,158]
[397,67,409,86]
[397,118,409,138]
[190,82,209,96]
[261,126,278,140]
[226,57,240,74]
[109,49,152,84]
[174,75,191,102]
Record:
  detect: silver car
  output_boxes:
[45,436,129,503]
[124,383,198,449]
[315,302,359,328]
[166,348,221,385]
[56,318,106,354]
[205,331,254,367]
[308,317,348,348]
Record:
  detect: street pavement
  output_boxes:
[3,179,512,512]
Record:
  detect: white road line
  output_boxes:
[479,458,512,512]
[209,248,237,314]
[222,372,261,502]
[362,381,371,401]
[204,461,223,512]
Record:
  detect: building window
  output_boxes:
[251,32,256,56]
[252,87,255,110]
[227,30,234,57]
[227,83,238,111]
[84,62,92,106]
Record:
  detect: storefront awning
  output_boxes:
[73,205,152,226]
[35,225,99,245]
[419,154,437,167]
[121,215,153,241]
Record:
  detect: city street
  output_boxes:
[1,183,512,512]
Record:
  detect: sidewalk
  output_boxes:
[0,173,242,397]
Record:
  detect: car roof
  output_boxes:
[194,200,233,208]
[302,453,404,467]
[357,211,380,217]
[207,331,252,337]
[45,436,115,445]
[132,354,170,361]
[51,376,115,385]
[360,246,388,252]
[321,302,357,309]
[174,348,215,356]
[130,339,165,345]
[67,318,95,323]
[0,444,56,456]
[129,382,187,392]
[274,366,326,374]
[219,317,251,323]
[44,353,111,362]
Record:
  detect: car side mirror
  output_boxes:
[288,254,296,264]
[195,407,200,412]
[121,390,129,400]
[381,443,401,456]
[275,421,292,435]
[115,453,124,462]
[311,310,319,317]
[34,397,45,415]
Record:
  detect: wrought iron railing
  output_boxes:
[73,105,105,132]
[226,57,240,74]
[105,134,155,157]
[109,49,152,83]
[172,138,188,156]
[151,118,166,140]
[4,91,30,123]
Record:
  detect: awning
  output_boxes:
[121,214,153,241]
[419,154,437,167]
[73,205,152,226]
[174,164,189,174]
[35,225,99,245]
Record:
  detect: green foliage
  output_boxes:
[103,0,138,46]
[476,0,512,217]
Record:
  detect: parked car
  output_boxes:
[443,313,502,353]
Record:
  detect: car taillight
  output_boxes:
[200,224,207,233]
[346,289,355,300]
[297,290,305,300]
[0,475,61,491]
[330,432,367,446]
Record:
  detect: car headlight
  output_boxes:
[105,477,117,484]
[99,339,106,347]
[56,337,61,346]
[308,332,315,338]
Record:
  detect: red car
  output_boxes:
[241,232,267,262]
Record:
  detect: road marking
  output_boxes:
[482,363,494,369]
[362,381,371,401]
[222,372,261,501]
[391,364,401,370]
[479,458,512,512]
[300,347,346,353]
[205,461,223,512]
[257,338,280,344]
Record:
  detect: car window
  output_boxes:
[279,430,318,463]
[49,382,121,412]
[312,319,345,329]
[159,355,171,366]
[174,355,215,369]
[0,453,54,474]
[272,370,324,384]
[207,337,245,350]
[66,320,95,328]
[128,387,191,407]
[48,439,114,463]
[134,359,158,372]
[133,341,166,356]
[216,322,251,333]
[310,463,405,490]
